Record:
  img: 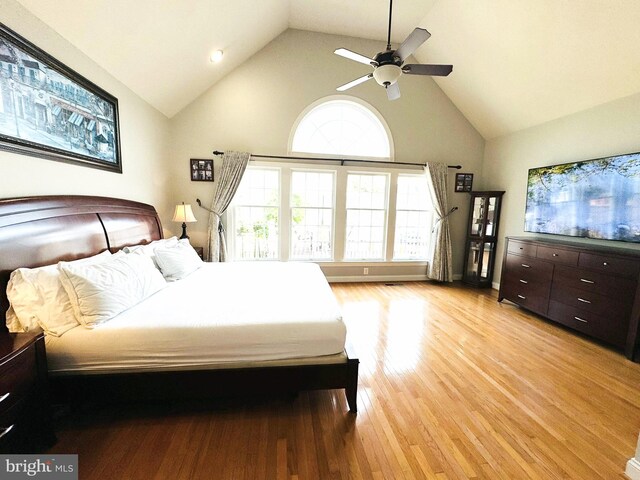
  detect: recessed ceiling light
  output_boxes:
[210,50,224,63]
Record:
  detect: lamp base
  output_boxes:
[180,222,189,240]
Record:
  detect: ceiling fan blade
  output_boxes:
[334,48,376,66]
[395,28,431,62]
[336,73,374,92]
[386,82,400,101]
[402,64,453,76]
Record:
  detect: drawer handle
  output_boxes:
[519,279,528,284]
[517,294,526,300]
[603,262,608,266]
[574,316,588,323]
[552,253,559,257]
[0,393,9,404]
[0,425,14,440]
[580,278,595,284]
[521,264,531,268]
[577,298,591,304]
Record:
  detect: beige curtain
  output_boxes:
[425,162,453,282]
[206,151,251,262]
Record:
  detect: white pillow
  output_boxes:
[154,240,203,281]
[6,250,112,335]
[5,306,24,333]
[124,237,179,267]
[58,253,166,328]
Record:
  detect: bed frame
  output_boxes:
[0,196,358,412]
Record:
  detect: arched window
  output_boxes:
[290,97,393,160]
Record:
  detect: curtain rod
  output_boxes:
[212,150,461,169]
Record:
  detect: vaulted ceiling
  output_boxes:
[15,0,640,139]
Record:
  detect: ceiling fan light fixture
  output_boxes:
[373,64,401,87]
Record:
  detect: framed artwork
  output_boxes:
[0,22,121,173]
[455,173,474,192]
[191,158,214,182]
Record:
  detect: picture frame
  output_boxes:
[191,158,214,182]
[455,173,474,192]
[0,22,122,173]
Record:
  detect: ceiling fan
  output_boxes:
[334,0,453,101]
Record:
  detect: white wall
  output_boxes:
[169,29,485,278]
[483,92,640,286]
[0,0,173,226]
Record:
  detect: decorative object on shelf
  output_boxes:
[190,159,214,181]
[462,191,505,288]
[455,173,474,192]
[172,202,197,239]
[0,22,121,173]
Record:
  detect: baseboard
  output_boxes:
[326,274,429,283]
[492,281,500,290]
[326,273,463,283]
[626,458,640,480]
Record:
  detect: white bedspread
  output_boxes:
[45,262,346,375]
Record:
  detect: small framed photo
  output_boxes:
[190,159,214,182]
[455,173,473,192]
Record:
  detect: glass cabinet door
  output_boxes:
[465,240,482,280]
[485,197,496,237]
[470,197,485,236]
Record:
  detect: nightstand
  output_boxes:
[194,246,204,260]
[0,330,55,453]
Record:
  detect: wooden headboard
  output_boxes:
[0,196,163,332]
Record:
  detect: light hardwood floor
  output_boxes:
[49,282,640,479]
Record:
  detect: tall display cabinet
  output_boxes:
[462,191,505,288]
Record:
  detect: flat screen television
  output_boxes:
[525,152,640,243]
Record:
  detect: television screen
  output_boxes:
[525,152,640,243]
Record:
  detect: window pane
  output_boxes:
[347,173,387,209]
[396,175,430,210]
[393,175,433,260]
[291,100,391,159]
[230,168,280,260]
[233,206,279,260]
[345,173,388,260]
[290,171,335,260]
[234,169,279,206]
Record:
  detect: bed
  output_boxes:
[0,195,358,412]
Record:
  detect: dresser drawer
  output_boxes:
[507,240,537,257]
[547,300,629,347]
[536,245,579,266]
[0,398,35,454]
[578,252,640,278]
[0,346,36,415]
[504,253,553,283]
[553,265,637,298]
[503,291,549,315]
[550,284,631,319]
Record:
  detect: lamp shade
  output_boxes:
[172,203,197,223]
[373,64,402,86]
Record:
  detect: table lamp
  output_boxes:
[172,202,197,239]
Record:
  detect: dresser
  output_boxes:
[498,237,640,361]
[0,331,55,453]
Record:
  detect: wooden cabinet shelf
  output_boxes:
[499,236,640,361]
